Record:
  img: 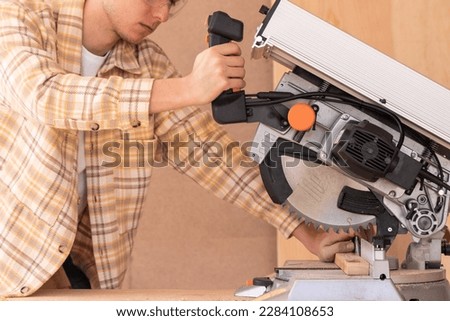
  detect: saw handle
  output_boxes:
[207,11,243,47]
[207,11,245,124]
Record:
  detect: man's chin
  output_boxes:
[119,32,149,45]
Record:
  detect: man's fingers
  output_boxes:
[319,231,355,262]
[320,240,355,262]
[323,228,354,244]
[328,239,354,254]
[213,42,242,56]
[210,46,245,90]
[225,55,245,67]
[226,66,246,79]
[227,78,246,91]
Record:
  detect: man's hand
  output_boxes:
[186,42,246,105]
[291,222,355,262]
[150,43,245,113]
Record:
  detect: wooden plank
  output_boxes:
[334,253,369,276]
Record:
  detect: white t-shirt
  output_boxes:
[78,46,109,215]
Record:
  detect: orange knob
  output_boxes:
[287,103,316,132]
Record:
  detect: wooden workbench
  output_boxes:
[5,289,244,301]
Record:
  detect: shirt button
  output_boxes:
[91,123,100,131]
[131,120,141,128]
[58,245,67,254]
[20,286,30,294]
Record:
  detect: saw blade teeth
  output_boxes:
[284,201,376,234]
[286,203,329,231]
[332,226,341,233]
[298,213,320,229]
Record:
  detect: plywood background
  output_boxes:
[276,0,450,276]
[122,0,277,290]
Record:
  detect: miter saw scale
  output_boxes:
[208,0,450,300]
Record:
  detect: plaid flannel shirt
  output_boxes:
[0,0,302,297]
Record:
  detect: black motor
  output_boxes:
[331,120,422,190]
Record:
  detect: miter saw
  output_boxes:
[208,0,450,300]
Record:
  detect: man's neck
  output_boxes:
[82,0,119,56]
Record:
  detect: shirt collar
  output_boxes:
[99,40,142,76]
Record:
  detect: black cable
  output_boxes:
[246,91,405,152]
[431,149,444,180]
[419,169,450,191]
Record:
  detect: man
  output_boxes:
[0,0,354,297]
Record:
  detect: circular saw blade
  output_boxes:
[281,156,376,232]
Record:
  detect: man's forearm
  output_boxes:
[149,43,245,114]
[149,77,198,114]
